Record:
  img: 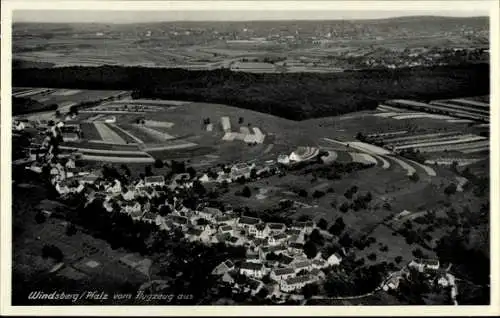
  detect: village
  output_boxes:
[15,116,461,304]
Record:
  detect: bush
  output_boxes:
[367,253,377,261]
[395,256,403,264]
[409,172,420,182]
[444,183,457,196]
[241,186,252,198]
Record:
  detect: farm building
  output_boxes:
[239,261,266,279]
[286,147,320,163]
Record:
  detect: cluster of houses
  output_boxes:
[381,258,458,305]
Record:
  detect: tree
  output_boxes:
[304,240,318,259]
[242,186,252,198]
[159,204,172,216]
[317,218,328,230]
[55,110,61,117]
[154,159,164,169]
[238,117,244,124]
[187,167,197,179]
[196,218,209,226]
[310,229,324,245]
[298,189,308,198]
[145,165,153,177]
[339,202,350,213]
[329,217,346,236]
[302,283,319,299]
[367,253,377,261]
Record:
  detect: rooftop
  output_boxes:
[145,176,165,184]
[267,223,286,230]
[239,216,261,225]
[273,267,295,275]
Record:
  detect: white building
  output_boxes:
[240,262,266,279]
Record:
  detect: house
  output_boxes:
[122,188,136,201]
[240,261,266,279]
[219,225,234,236]
[238,216,262,234]
[326,253,342,266]
[288,242,304,254]
[123,201,142,215]
[383,275,402,291]
[65,158,76,169]
[106,179,122,194]
[293,260,312,273]
[185,228,204,242]
[144,175,165,187]
[270,267,296,282]
[268,233,288,246]
[259,245,287,259]
[247,279,265,296]
[277,254,295,267]
[169,215,188,227]
[408,258,440,272]
[277,154,290,165]
[199,207,222,221]
[280,275,314,293]
[13,120,25,131]
[266,223,286,235]
[309,268,326,281]
[246,253,262,263]
[255,223,270,239]
[221,116,231,132]
[221,272,235,284]
[215,214,237,226]
[292,221,315,234]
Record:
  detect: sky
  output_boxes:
[11,1,492,23]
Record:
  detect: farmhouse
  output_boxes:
[239,261,266,279]
[268,233,288,246]
[215,214,237,226]
[247,279,265,296]
[293,260,312,273]
[219,225,234,236]
[145,176,165,187]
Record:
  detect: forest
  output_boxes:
[12,63,489,120]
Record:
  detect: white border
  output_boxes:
[1,1,499,316]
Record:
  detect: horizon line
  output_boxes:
[12,14,490,25]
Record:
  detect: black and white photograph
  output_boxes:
[1,0,498,314]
